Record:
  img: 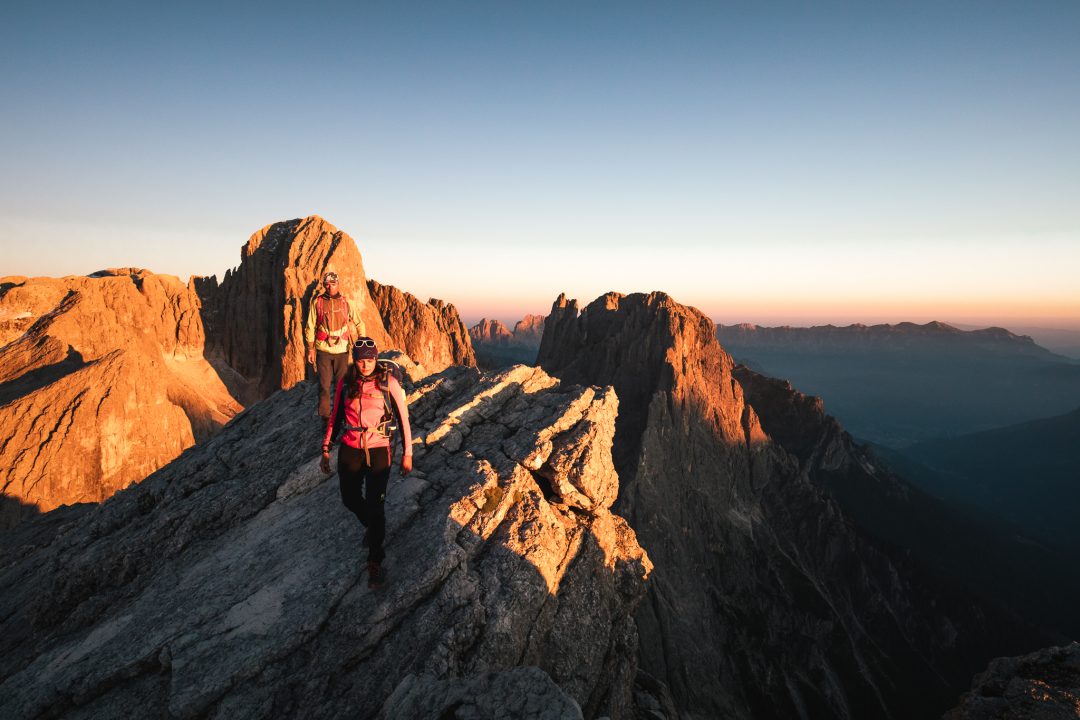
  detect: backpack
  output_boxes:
[374,359,404,438]
[331,358,404,448]
[314,294,352,346]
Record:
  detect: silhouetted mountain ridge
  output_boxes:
[717,320,1080,445]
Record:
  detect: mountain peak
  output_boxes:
[469,318,512,343]
[539,290,1039,718]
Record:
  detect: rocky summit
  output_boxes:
[1,217,477,528]
[200,216,392,405]
[0,362,650,720]
[471,314,546,369]
[200,216,475,405]
[513,314,545,343]
[469,318,513,344]
[0,269,240,528]
[367,280,476,372]
[538,291,1045,720]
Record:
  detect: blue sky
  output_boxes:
[2,1,1078,327]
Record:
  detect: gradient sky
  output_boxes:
[2,1,1078,328]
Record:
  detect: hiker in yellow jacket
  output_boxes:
[305,271,364,424]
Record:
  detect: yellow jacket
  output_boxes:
[305,293,365,354]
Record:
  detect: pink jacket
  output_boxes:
[324,373,412,458]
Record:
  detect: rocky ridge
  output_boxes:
[538,291,1043,720]
[0,362,650,719]
[0,270,240,527]
[716,321,1064,358]
[201,215,476,402]
[2,217,478,528]
[203,216,393,405]
[367,280,477,371]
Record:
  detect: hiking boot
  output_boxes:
[367,561,385,589]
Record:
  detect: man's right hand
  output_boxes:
[307,347,316,366]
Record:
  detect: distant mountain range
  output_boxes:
[716,321,1080,446]
[468,314,544,368]
[949,322,1080,360]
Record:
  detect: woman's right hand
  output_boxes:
[320,452,331,474]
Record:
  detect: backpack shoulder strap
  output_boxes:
[377,366,398,420]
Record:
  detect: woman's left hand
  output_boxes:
[400,455,413,477]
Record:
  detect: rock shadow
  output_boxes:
[0,494,41,534]
[0,345,84,406]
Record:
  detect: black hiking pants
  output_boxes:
[316,349,349,418]
[338,444,391,563]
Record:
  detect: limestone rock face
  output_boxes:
[0,277,73,348]
[469,318,513,344]
[2,217,483,527]
[206,216,392,404]
[0,363,649,720]
[538,291,1039,720]
[473,314,546,370]
[945,643,1080,720]
[513,314,546,343]
[0,271,240,527]
[0,269,207,380]
[368,279,477,372]
[202,215,478,402]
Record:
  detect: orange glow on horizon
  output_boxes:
[449,293,1080,331]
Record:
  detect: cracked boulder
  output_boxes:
[0,363,650,720]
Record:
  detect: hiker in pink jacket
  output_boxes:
[320,337,412,589]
